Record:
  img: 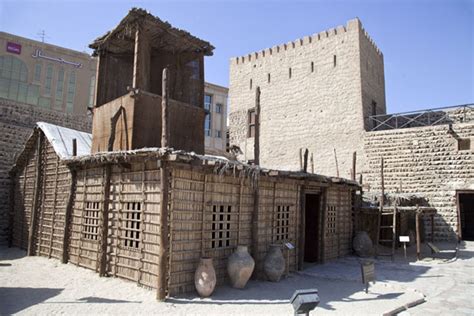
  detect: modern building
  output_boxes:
[204,82,228,156]
[229,18,385,178]
[0,31,97,115]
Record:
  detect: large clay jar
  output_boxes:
[353,231,373,257]
[263,244,286,282]
[227,245,255,289]
[194,257,217,297]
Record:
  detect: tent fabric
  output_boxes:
[37,122,92,159]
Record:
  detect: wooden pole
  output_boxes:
[380,157,385,207]
[416,205,421,260]
[61,169,77,264]
[157,163,169,300]
[333,148,339,177]
[27,132,43,256]
[299,148,303,171]
[161,67,169,148]
[251,180,259,277]
[72,139,77,157]
[310,153,314,173]
[352,152,357,181]
[99,165,112,276]
[375,157,384,257]
[431,214,435,243]
[254,86,260,165]
[303,149,309,173]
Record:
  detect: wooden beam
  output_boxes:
[251,181,259,276]
[254,86,261,166]
[27,132,43,256]
[132,26,151,91]
[303,149,309,173]
[333,148,339,177]
[416,206,421,260]
[157,163,170,300]
[298,186,305,270]
[310,153,314,174]
[99,164,112,276]
[352,152,357,181]
[161,68,169,148]
[61,169,77,264]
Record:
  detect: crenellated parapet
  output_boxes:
[232,18,382,65]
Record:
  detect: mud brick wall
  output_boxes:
[363,123,474,240]
[0,97,92,245]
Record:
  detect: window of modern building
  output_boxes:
[216,130,222,138]
[215,103,222,113]
[44,64,53,96]
[0,55,30,103]
[55,67,65,109]
[248,108,256,138]
[66,71,76,112]
[204,94,212,136]
[88,75,96,108]
[34,63,42,82]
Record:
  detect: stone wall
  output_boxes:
[0,97,92,244]
[228,18,385,179]
[363,122,474,240]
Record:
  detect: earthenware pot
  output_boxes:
[353,231,373,257]
[263,244,285,282]
[227,245,255,289]
[194,257,216,297]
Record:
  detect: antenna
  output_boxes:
[37,30,49,43]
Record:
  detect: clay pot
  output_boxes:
[353,231,373,257]
[263,244,285,282]
[194,257,216,297]
[227,245,255,289]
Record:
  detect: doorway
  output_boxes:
[458,192,474,241]
[304,194,321,262]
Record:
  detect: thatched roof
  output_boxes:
[64,147,360,187]
[89,8,214,56]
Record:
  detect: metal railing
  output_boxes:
[368,103,473,131]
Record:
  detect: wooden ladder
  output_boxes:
[375,206,397,261]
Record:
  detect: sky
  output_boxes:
[1,0,472,113]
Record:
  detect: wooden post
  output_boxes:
[132,25,150,91]
[416,206,421,260]
[99,165,112,276]
[380,157,385,206]
[7,171,16,248]
[303,149,309,173]
[352,152,357,181]
[310,153,314,173]
[157,163,170,300]
[251,180,260,277]
[72,139,77,157]
[333,148,339,177]
[431,214,435,242]
[254,86,261,165]
[298,186,305,270]
[375,157,384,257]
[27,132,43,256]
[299,149,303,171]
[61,169,77,264]
[161,68,169,148]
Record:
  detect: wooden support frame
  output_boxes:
[254,86,261,165]
[132,25,151,91]
[62,169,77,264]
[27,132,43,256]
[99,164,112,276]
[157,162,170,300]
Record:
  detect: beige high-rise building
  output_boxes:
[204,82,228,155]
[228,18,386,178]
[0,31,97,115]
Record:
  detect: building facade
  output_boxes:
[0,32,97,115]
[228,18,386,178]
[204,82,228,156]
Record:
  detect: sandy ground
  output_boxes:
[0,242,472,315]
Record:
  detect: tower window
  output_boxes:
[333,55,337,67]
[268,73,271,83]
[289,67,292,79]
[311,62,314,73]
[250,79,253,90]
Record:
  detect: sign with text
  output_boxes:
[6,42,21,54]
[360,260,375,293]
[399,236,410,242]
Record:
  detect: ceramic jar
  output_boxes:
[194,257,217,297]
[263,244,286,282]
[353,231,373,257]
[227,245,255,289]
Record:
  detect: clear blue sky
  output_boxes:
[1,0,472,113]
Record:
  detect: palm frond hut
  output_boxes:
[9,122,91,258]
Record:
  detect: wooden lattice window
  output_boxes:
[82,202,100,241]
[326,205,337,236]
[122,202,142,249]
[248,109,256,138]
[274,205,290,241]
[211,205,232,248]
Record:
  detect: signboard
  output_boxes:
[399,236,410,242]
[285,242,295,249]
[6,42,21,54]
[360,260,375,293]
[31,48,82,68]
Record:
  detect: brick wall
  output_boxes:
[0,97,92,244]
[363,122,474,240]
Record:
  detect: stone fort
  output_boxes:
[229,18,385,179]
